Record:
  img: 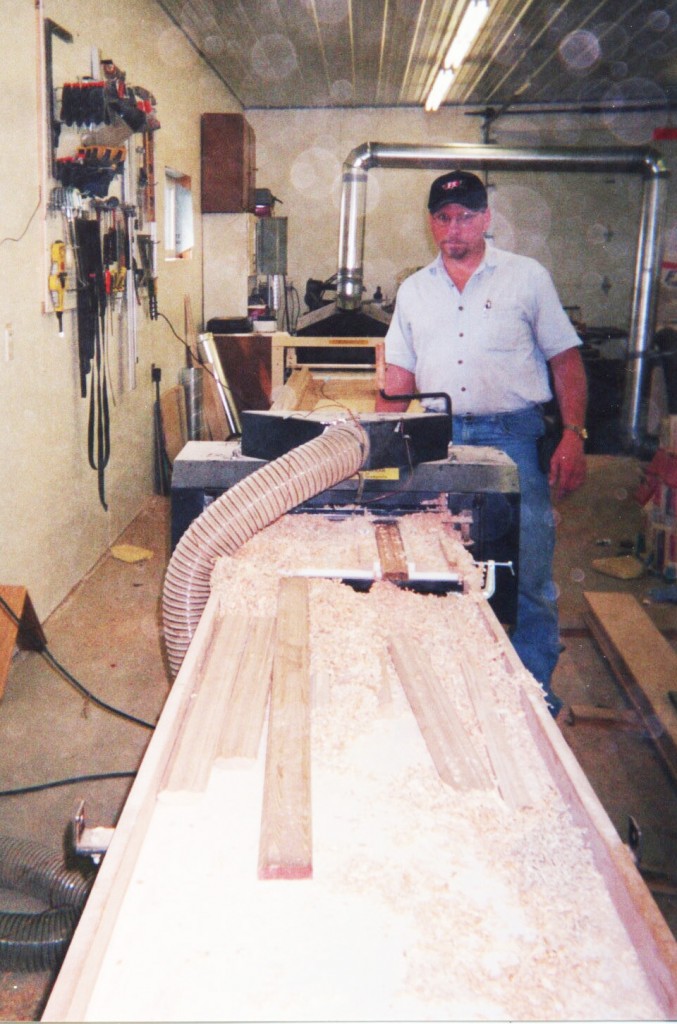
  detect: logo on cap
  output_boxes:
[442,180,462,190]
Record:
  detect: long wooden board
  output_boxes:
[217,615,275,761]
[460,649,536,811]
[160,386,188,464]
[522,686,677,1017]
[584,591,677,782]
[258,577,312,880]
[388,635,492,792]
[161,610,250,794]
[42,590,226,1021]
[375,522,408,581]
[269,366,312,411]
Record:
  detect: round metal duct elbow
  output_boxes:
[162,419,370,676]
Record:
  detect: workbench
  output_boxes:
[42,512,677,1021]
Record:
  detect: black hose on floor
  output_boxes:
[0,837,93,971]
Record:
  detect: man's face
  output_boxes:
[429,203,490,261]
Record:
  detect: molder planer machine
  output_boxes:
[169,408,520,625]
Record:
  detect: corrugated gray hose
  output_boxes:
[0,837,93,971]
[163,419,370,676]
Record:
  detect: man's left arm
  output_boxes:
[548,346,588,500]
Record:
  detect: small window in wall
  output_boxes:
[164,168,194,259]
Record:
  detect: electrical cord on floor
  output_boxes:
[0,771,136,798]
[0,593,155,731]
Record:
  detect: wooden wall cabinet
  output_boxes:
[201,113,256,213]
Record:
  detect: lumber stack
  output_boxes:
[584,590,677,783]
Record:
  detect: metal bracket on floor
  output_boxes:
[72,800,114,865]
[565,704,643,730]
[627,814,677,896]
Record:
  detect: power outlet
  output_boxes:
[4,323,14,362]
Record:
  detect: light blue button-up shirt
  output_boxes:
[385,246,581,416]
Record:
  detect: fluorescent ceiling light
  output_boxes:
[424,0,490,112]
[425,68,455,112]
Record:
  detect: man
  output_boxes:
[376,170,587,715]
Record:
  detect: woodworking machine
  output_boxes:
[170,409,521,624]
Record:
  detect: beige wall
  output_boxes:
[0,0,236,618]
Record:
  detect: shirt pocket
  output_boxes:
[481,299,531,352]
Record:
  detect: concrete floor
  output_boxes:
[0,458,676,1019]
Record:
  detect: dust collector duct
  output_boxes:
[336,141,669,451]
[163,419,369,675]
[0,837,92,971]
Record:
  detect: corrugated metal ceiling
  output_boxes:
[156,0,677,113]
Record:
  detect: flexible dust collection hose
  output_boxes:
[162,419,370,676]
[0,837,93,971]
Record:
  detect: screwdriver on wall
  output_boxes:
[48,239,67,336]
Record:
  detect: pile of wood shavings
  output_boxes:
[210,512,664,1020]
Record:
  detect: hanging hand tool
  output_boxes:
[74,217,111,509]
[137,234,157,320]
[48,239,67,336]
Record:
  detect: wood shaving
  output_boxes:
[207,512,664,1020]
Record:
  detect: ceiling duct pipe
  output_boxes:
[336,142,669,453]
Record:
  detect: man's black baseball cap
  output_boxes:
[428,170,488,214]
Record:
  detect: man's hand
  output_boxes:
[375,363,416,412]
[548,430,587,501]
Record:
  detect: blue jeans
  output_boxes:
[452,407,562,716]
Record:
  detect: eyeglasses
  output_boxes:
[432,209,484,226]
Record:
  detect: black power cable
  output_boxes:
[0,771,136,798]
[155,309,222,387]
[0,593,155,731]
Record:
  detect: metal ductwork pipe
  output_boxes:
[336,141,669,452]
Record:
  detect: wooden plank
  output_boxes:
[566,704,643,731]
[199,333,242,439]
[269,366,312,411]
[460,649,535,810]
[375,521,408,581]
[584,591,677,782]
[202,372,232,441]
[42,590,225,1021]
[0,586,46,702]
[161,610,250,794]
[258,577,312,880]
[521,687,677,1018]
[388,635,493,792]
[217,615,275,761]
[374,340,385,391]
[183,294,200,366]
[160,385,188,464]
[299,377,377,414]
